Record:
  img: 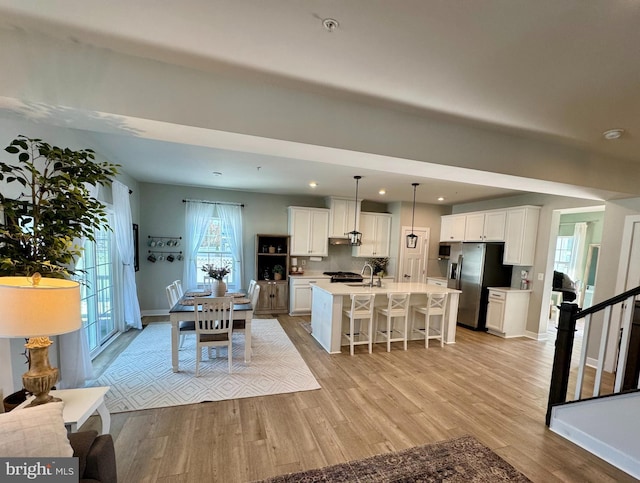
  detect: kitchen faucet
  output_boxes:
[361,262,374,287]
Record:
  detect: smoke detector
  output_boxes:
[322,18,339,32]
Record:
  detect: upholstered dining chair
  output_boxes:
[166,283,194,349]
[193,296,235,375]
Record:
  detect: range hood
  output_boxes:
[329,237,351,245]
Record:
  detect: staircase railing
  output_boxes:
[546,285,640,426]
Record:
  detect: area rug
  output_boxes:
[257,435,531,482]
[86,320,321,413]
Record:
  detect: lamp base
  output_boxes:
[22,337,60,407]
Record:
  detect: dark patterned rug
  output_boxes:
[256,435,531,482]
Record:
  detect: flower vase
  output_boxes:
[212,280,227,297]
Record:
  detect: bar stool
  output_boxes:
[343,293,376,355]
[412,292,448,348]
[375,293,410,352]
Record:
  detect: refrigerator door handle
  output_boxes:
[456,254,463,290]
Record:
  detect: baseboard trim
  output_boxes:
[525,330,547,341]
[141,309,169,317]
[550,416,640,479]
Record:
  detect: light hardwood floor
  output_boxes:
[84,315,634,482]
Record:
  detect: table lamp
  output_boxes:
[0,274,81,407]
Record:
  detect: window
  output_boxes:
[196,216,235,286]
[76,215,118,356]
[554,236,574,274]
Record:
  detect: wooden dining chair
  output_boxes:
[172,279,184,298]
[193,296,235,375]
[167,283,194,349]
[247,279,257,299]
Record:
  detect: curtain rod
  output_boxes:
[182,199,244,207]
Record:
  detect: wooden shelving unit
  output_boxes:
[255,234,290,315]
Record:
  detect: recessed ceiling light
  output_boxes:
[309,181,318,188]
[437,197,445,202]
[212,171,222,176]
[378,189,386,195]
[603,128,625,140]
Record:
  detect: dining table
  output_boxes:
[168,293,253,373]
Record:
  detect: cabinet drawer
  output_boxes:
[489,291,506,301]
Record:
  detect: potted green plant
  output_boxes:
[0,135,118,409]
[0,135,119,277]
[368,257,389,277]
[272,264,285,281]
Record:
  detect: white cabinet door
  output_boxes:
[464,213,486,241]
[289,207,311,255]
[440,214,466,241]
[353,212,391,257]
[486,289,530,337]
[503,207,540,265]
[484,211,506,241]
[309,209,329,256]
[288,207,329,256]
[464,211,505,241]
[486,291,506,332]
[327,197,361,238]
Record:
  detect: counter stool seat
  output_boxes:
[375,292,410,352]
[343,293,376,355]
[412,292,448,348]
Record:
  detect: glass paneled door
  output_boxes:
[77,221,117,356]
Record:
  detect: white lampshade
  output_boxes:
[291,258,298,266]
[0,276,82,338]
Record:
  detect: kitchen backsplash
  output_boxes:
[298,244,378,273]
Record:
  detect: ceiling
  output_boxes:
[0,1,638,205]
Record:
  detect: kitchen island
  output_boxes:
[311,280,461,353]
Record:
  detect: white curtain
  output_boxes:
[569,222,588,283]
[113,180,142,330]
[218,204,244,291]
[183,201,215,289]
[58,184,99,389]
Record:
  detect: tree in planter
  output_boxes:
[0,135,119,277]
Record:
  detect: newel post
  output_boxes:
[546,302,580,426]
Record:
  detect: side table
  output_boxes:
[17,386,111,434]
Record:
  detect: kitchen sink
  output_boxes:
[345,283,374,287]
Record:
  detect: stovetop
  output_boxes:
[323,271,364,283]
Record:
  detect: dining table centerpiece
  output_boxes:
[201,263,231,296]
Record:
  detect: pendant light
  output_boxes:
[406,183,419,248]
[347,175,363,246]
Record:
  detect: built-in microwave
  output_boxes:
[438,242,453,259]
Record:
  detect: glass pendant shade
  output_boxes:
[406,183,419,249]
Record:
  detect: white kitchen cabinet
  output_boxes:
[463,211,506,242]
[426,277,448,287]
[440,214,466,241]
[326,197,361,238]
[485,288,530,338]
[288,206,330,256]
[289,275,329,315]
[352,212,391,258]
[503,206,540,265]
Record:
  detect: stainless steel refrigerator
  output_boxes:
[447,242,513,330]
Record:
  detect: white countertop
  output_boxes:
[312,280,461,295]
[487,286,533,293]
[288,271,330,279]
